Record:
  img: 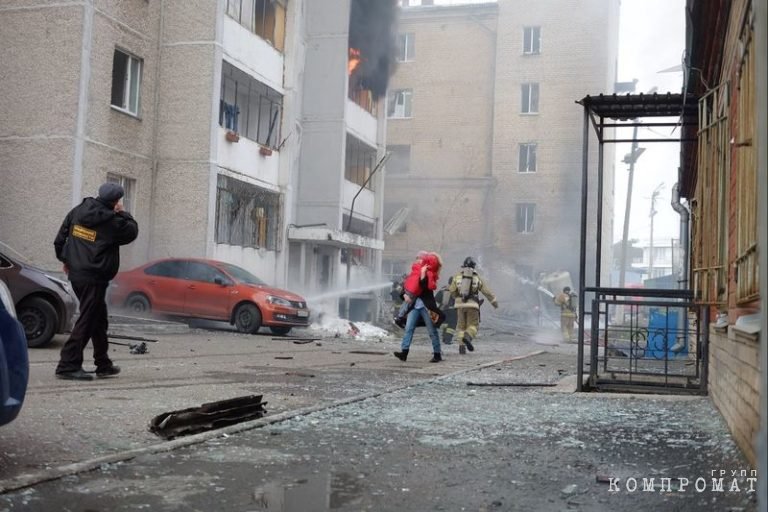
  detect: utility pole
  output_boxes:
[618,127,645,287]
[648,183,664,280]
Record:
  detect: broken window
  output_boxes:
[516,203,535,233]
[521,83,539,114]
[226,0,286,51]
[523,26,541,54]
[110,49,142,116]
[396,33,415,62]
[384,202,408,233]
[387,89,412,118]
[345,134,377,190]
[105,173,136,212]
[518,143,537,173]
[219,61,283,149]
[386,145,411,174]
[215,174,281,251]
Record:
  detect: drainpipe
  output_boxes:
[670,182,689,289]
[71,0,95,207]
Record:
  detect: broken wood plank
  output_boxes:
[149,395,268,439]
[274,356,294,360]
[348,350,388,355]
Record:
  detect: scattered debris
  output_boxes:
[108,333,159,343]
[107,340,149,354]
[149,395,268,439]
[292,339,316,345]
[285,372,315,378]
[348,350,388,355]
[466,382,557,387]
[348,322,361,336]
[561,484,578,495]
[274,356,294,360]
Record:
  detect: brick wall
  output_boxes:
[708,326,761,466]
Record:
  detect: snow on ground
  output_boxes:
[307,314,393,341]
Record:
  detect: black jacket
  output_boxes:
[54,198,139,284]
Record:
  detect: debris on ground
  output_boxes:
[149,395,268,439]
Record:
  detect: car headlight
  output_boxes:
[266,295,293,307]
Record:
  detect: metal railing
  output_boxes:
[582,287,708,395]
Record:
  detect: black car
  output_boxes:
[0,243,77,348]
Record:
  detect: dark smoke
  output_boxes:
[349,0,398,99]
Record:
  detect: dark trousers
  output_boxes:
[56,282,112,373]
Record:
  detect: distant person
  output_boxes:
[53,182,139,381]
[393,252,444,363]
[448,257,498,354]
[553,286,577,342]
[393,251,440,328]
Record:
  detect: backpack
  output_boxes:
[458,268,478,301]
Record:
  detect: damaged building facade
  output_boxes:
[0,0,395,318]
[682,0,766,470]
[382,0,619,293]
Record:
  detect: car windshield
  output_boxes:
[218,263,266,286]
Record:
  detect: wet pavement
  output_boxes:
[0,324,758,511]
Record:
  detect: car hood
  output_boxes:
[242,284,306,303]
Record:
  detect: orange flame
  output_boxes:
[348,47,361,75]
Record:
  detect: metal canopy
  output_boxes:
[573,91,700,393]
[577,92,698,122]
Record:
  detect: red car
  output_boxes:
[109,258,309,335]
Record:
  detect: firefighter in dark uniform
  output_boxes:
[54,182,139,380]
[448,257,498,354]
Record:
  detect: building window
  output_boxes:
[110,49,142,116]
[384,202,408,233]
[523,26,541,54]
[105,173,136,212]
[386,145,410,174]
[516,203,535,233]
[219,61,283,149]
[226,0,286,51]
[521,83,539,114]
[345,134,376,191]
[518,143,537,173]
[396,33,415,62]
[215,174,281,250]
[387,89,412,118]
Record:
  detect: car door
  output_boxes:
[182,262,234,320]
[142,260,188,314]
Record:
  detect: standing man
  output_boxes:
[554,286,577,342]
[54,182,139,380]
[448,257,498,355]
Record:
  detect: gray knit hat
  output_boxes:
[97,182,125,203]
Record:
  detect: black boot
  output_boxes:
[463,334,475,352]
[429,352,442,363]
[394,350,409,361]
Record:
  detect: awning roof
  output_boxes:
[577,92,699,122]
[287,226,385,251]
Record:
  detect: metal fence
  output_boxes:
[582,287,708,395]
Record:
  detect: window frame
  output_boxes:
[521,82,539,114]
[396,32,415,62]
[516,203,536,234]
[387,89,413,119]
[523,26,541,55]
[110,48,143,117]
[518,143,537,173]
[215,174,282,251]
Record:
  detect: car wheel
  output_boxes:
[270,326,292,336]
[125,293,151,315]
[234,303,262,334]
[18,297,58,348]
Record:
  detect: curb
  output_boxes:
[0,350,545,494]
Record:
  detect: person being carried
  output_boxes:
[393,251,440,328]
[393,252,444,363]
[53,182,139,381]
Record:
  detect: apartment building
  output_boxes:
[0,0,391,318]
[383,0,619,298]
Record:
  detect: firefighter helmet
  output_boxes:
[462,257,476,269]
